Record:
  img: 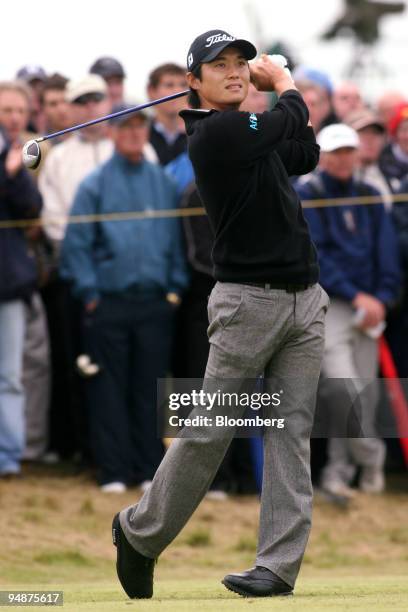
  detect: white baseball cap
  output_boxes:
[317,124,359,152]
[66,74,107,103]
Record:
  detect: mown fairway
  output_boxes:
[0,464,407,611]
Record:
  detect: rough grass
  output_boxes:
[0,464,407,610]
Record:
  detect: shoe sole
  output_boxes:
[222,579,293,598]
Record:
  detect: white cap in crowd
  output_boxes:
[65,74,107,103]
[317,123,360,152]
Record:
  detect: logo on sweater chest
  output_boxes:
[249,113,258,131]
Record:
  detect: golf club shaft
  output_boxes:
[36,90,190,143]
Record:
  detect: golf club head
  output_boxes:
[22,139,42,169]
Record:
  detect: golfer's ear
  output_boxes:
[187,71,201,92]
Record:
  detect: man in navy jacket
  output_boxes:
[296,123,401,496]
[0,127,42,477]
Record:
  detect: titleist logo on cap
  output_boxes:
[205,33,236,48]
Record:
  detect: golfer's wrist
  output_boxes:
[274,78,297,97]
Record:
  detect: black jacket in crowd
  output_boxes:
[179,182,215,299]
[149,122,187,166]
[180,90,320,284]
[0,131,43,302]
[379,143,408,193]
[394,175,408,281]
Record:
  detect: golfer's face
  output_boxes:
[198,47,250,110]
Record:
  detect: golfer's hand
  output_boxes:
[250,54,296,95]
[5,142,24,178]
[352,293,385,328]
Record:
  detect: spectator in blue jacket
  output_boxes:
[61,105,189,493]
[0,127,42,477]
[295,123,401,497]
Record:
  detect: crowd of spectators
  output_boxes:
[0,54,407,499]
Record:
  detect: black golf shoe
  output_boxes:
[112,513,156,599]
[222,566,293,597]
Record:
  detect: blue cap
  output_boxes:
[16,65,47,83]
[293,66,333,95]
[109,103,148,126]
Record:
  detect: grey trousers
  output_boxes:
[319,299,385,487]
[120,282,328,587]
[23,293,50,460]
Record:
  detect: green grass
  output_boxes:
[0,466,407,610]
[1,577,407,611]
[34,550,93,567]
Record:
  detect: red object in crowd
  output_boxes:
[388,102,408,136]
[378,336,408,467]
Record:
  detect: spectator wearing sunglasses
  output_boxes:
[38,75,112,248]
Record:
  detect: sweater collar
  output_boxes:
[179,109,218,135]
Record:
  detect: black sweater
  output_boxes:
[179,90,320,284]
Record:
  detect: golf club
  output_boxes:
[22,89,190,169]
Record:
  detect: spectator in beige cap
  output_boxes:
[346,108,392,210]
[39,74,112,247]
[39,75,158,248]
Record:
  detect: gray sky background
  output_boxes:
[4,0,408,102]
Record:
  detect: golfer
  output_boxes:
[113,29,329,599]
